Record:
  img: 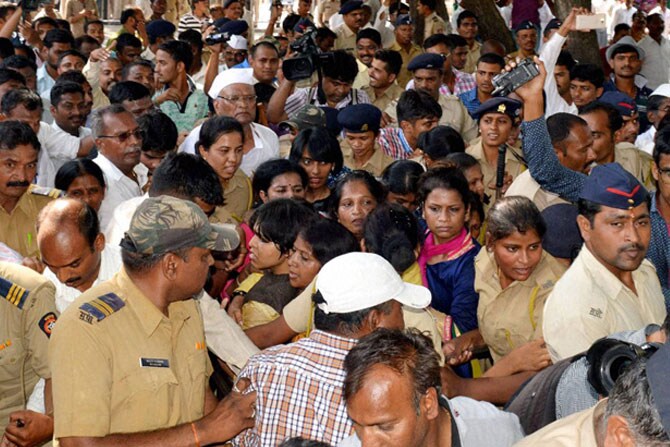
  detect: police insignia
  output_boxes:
[0,277,29,309]
[38,312,57,338]
[29,185,64,199]
[78,293,125,323]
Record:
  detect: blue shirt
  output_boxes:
[458,88,481,118]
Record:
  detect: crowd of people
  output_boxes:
[1,0,670,445]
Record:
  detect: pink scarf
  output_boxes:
[418,227,475,288]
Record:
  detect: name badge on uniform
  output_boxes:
[140,357,170,368]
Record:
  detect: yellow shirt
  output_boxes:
[341,141,395,177]
[223,169,253,222]
[334,23,357,53]
[389,41,423,88]
[475,249,566,362]
[505,170,570,212]
[0,184,61,258]
[464,41,482,74]
[50,268,212,439]
[0,262,57,435]
[614,142,654,190]
[361,82,404,113]
[543,246,667,362]
[424,12,447,42]
[466,139,525,209]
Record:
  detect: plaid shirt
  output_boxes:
[378,127,414,160]
[233,330,357,447]
[406,69,476,96]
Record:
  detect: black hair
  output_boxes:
[610,44,641,59]
[556,50,576,72]
[396,89,442,124]
[315,26,337,42]
[0,121,40,152]
[298,218,359,266]
[55,159,106,193]
[1,55,37,73]
[445,152,480,171]
[648,94,669,113]
[251,41,279,58]
[43,29,75,49]
[34,16,58,30]
[289,126,344,175]
[457,10,477,27]
[0,38,13,60]
[178,29,204,52]
[122,59,154,80]
[577,198,602,227]
[486,196,546,243]
[55,19,71,32]
[653,124,670,165]
[423,33,450,50]
[477,52,505,69]
[84,19,104,33]
[12,44,36,65]
[417,166,471,209]
[380,159,424,196]
[56,49,86,67]
[50,81,84,107]
[252,158,308,202]
[445,33,468,50]
[418,125,465,162]
[158,39,193,72]
[138,110,178,154]
[54,69,87,86]
[329,170,386,217]
[149,152,225,206]
[117,33,143,54]
[547,113,589,154]
[120,8,137,24]
[282,14,301,34]
[74,35,101,52]
[570,64,605,88]
[418,0,437,10]
[373,49,402,76]
[249,198,317,255]
[321,49,359,84]
[613,23,631,34]
[313,290,394,335]
[0,67,25,87]
[108,80,151,104]
[356,28,382,46]
[197,115,245,150]
[363,203,421,272]
[1,88,41,114]
[580,101,624,134]
[278,438,331,447]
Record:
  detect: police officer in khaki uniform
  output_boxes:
[418,0,448,43]
[49,196,256,446]
[0,261,57,446]
[390,15,424,88]
[338,103,394,177]
[334,1,365,53]
[0,122,62,260]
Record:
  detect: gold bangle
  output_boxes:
[191,422,201,447]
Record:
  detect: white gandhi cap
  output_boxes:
[207,67,255,100]
[315,252,431,314]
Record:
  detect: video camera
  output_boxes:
[492,58,540,97]
[282,29,334,81]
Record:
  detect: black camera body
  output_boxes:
[205,32,229,46]
[283,30,334,81]
[492,58,540,97]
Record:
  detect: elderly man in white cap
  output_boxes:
[231,252,432,447]
[636,83,670,155]
[179,67,279,177]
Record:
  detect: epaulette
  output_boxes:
[78,293,125,324]
[0,277,29,310]
[29,185,64,199]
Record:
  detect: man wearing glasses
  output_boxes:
[179,68,279,178]
[92,104,147,229]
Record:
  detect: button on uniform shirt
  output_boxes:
[637,34,670,91]
[154,77,209,133]
[0,185,61,258]
[542,245,667,362]
[389,41,423,88]
[361,82,403,112]
[50,268,212,441]
[505,170,569,211]
[93,153,143,230]
[475,249,566,362]
[232,330,356,447]
[0,261,57,436]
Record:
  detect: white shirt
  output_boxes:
[179,122,280,177]
[637,35,670,90]
[650,5,670,38]
[339,396,525,447]
[103,195,147,247]
[36,64,55,96]
[93,153,143,229]
[610,5,637,35]
[540,32,579,117]
[635,125,656,155]
[35,121,88,187]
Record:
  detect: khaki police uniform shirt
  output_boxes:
[0,262,56,435]
[505,170,570,212]
[223,169,253,222]
[475,249,566,362]
[543,246,667,362]
[317,0,340,26]
[614,142,654,190]
[50,268,212,440]
[334,23,357,53]
[389,41,423,88]
[361,82,404,113]
[513,399,605,447]
[466,139,525,207]
[341,141,395,177]
[464,41,482,74]
[424,12,447,42]
[0,185,61,258]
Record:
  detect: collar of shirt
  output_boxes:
[51,120,88,138]
[308,329,358,352]
[579,244,636,299]
[95,152,141,184]
[308,88,356,109]
[340,23,356,37]
[479,248,560,293]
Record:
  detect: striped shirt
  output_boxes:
[233,330,356,446]
[177,13,210,33]
[378,127,414,160]
[284,87,371,117]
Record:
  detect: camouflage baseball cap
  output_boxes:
[120,196,240,255]
[279,105,326,133]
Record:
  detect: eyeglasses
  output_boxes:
[659,168,670,184]
[98,129,143,143]
[217,95,257,105]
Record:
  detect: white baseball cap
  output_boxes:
[207,67,255,99]
[228,34,248,50]
[652,84,670,98]
[315,252,431,314]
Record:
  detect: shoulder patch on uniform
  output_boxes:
[29,185,64,199]
[0,277,29,310]
[78,293,125,324]
[38,312,57,337]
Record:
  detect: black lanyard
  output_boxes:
[439,395,462,447]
